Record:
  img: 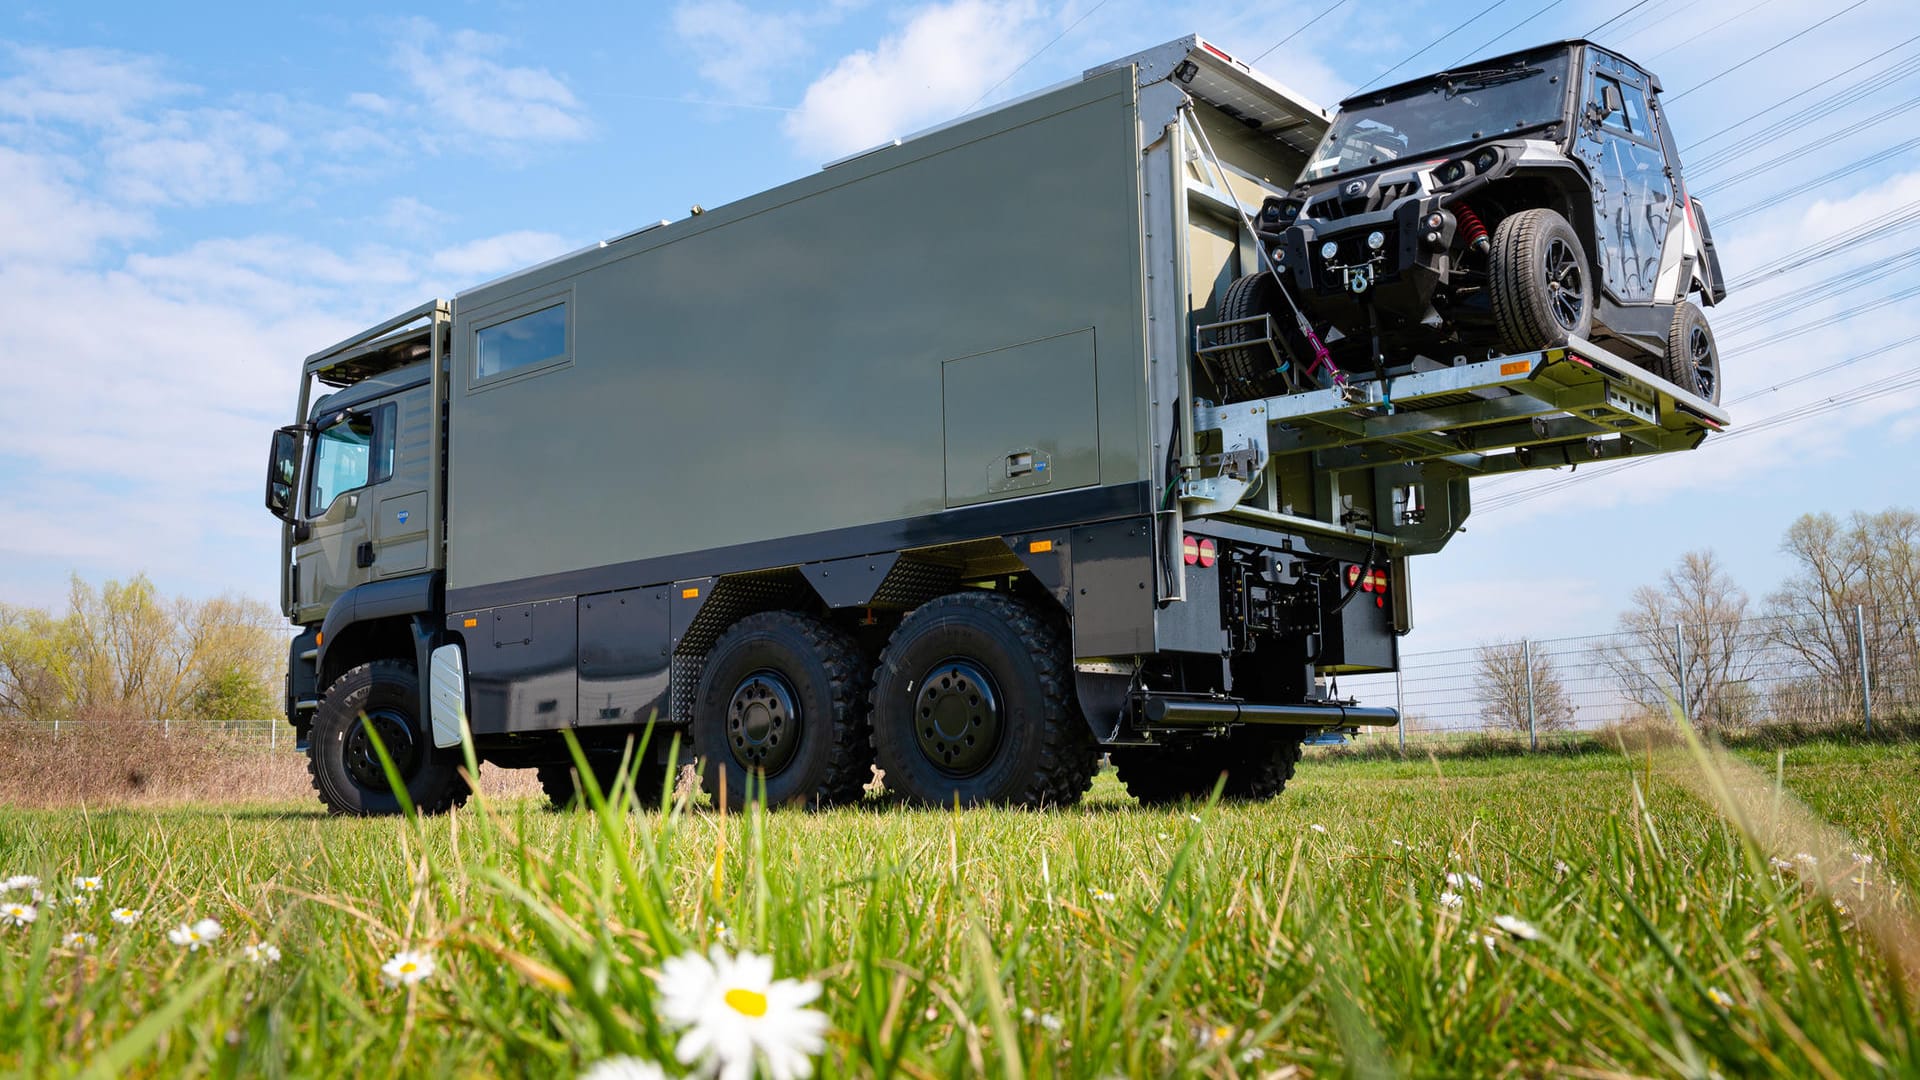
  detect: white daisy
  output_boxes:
[64,932,96,948]
[245,942,282,965]
[382,949,436,986]
[1445,871,1485,891]
[1705,986,1735,1010]
[1,875,40,893]
[1493,915,1541,941]
[1187,814,1202,824]
[1309,823,1327,834]
[1552,860,1571,877]
[1089,889,1116,903]
[72,876,103,894]
[1794,852,1818,867]
[1438,890,1464,909]
[1768,857,1794,872]
[1038,1012,1063,1033]
[581,1057,667,1080]
[1852,852,1875,866]
[653,946,828,1080]
[167,918,224,950]
[110,907,141,926]
[2,902,36,928]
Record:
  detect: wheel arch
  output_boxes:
[315,572,442,712]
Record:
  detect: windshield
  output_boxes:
[1304,52,1570,181]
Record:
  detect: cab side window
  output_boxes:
[307,405,394,516]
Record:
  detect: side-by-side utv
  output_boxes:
[1217,41,1727,405]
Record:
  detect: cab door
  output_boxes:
[1575,55,1675,303]
[291,383,432,623]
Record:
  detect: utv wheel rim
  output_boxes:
[344,707,419,791]
[726,670,801,775]
[1544,237,1586,331]
[1688,325,1716,399]
[913,660,1003,777]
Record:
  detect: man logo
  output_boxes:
[1344,180,1367,198]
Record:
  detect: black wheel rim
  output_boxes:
[726,670,802,775]
[1544,237,1586,331]
[343,707,419,791]
[1688,324,1716,399]
[913,660,1002,777]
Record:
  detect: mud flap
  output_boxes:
[428,643,468,749]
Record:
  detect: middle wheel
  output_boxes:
[692,611,873,809]
[869,591,1098,807]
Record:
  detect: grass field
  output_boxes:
[2,736,1916,1077]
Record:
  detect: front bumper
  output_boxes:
[1278,195,1456,324]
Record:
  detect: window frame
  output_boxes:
[304,402,395,519]
[467,289,575,392]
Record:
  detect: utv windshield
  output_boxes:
[1303,52,1570,180]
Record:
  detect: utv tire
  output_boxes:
[1215,272,1291,399]
[692,611,873,810]
[308,660,469,816]
[1490,208,1593,352]
[1110,728,1304,805]
[1662,300,1721,404]
[538,755,672,811]
[869,591,1098,808]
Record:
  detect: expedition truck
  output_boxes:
[264,36,1729,815]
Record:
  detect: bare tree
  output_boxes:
[1765,509,1920,720]
[1603,549,1754,731]
[1475,640,1575,735]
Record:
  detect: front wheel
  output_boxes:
[1662,300,1721,404]
[868,591,1097,807]
[308,660,468,816]
[1489,208,1594,352]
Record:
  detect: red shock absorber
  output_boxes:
[1454,201,1491,255]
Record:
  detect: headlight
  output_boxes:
[1472,147,1499,173]
[1320,241,1339,260]
[1367,231,1386,250]
[1434,159,1469,186]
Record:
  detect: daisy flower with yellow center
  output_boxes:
[2,902,36,928]
[382,949,436,986]
[110,907,141,926]
[654,946,827,1080]
[72,876,103,894]
[64,932,96,949]
[167,918,224,950]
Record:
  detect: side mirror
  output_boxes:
[1601,83,1624,120]
[266,426,299,522]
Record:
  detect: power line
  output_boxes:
[1666,0,1876,104]
[1714,245,1920,335]
[1721,281,1920,346]
[1727,200,1920,290]
[1683,32,1920,152]
[1686,52,1920,172]
[1586,0,1659,38]
[965,0,1114,112]
[1647,0,1779,61]
[1353,0,1518,94]
[1253,0,1355,64]
[1692,92,1920,192]
[1446,0,1570,68]
[1716,136,1920,225]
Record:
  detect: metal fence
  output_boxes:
[1343,602,1920,749]
[0,716,292,751]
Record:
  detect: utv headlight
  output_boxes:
[1367,231,1386,251]
[1433,159,1469,186]
[1320,241,1339,260]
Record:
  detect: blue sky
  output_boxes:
[1,0,1915,651]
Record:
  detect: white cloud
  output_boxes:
[431,230,575,280]
[346,91,396,115]
[391,20,590,143]
[102,107,292,206]
[784,0,1045,158]
[675,0,863,104]
[0,43,181,127]
[0,146,149,262]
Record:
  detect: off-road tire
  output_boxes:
[868,591,1098,808]
[538,755,673,811]
[1215,272,1290,399]
[1490,208,1594,353]
[1109,728,1304,805]
[1662,300,1721,404]
[308,660,469,816]
[692,611,873,810]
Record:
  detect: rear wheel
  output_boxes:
[692,611,872,809]
[868,591,1097,807]
[1110,728,1305,805]
[1490,208,1593,352]
[308,660,468,816]
[1662,300,1721,404]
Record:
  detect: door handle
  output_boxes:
[356,541,375,568]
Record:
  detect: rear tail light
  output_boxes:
[1181,535,1218,568]
[1346,564,1391,608]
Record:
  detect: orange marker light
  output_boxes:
[1028,539,1054,554]
[463,617,478,628]
[315,631,322,646]
[1500,360,1530,375]
[681,587,701,599]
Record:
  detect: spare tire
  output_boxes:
[1489,208,1594,352]
[1214,272,1292,399]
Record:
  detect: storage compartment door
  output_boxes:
[942,329,1100,508]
